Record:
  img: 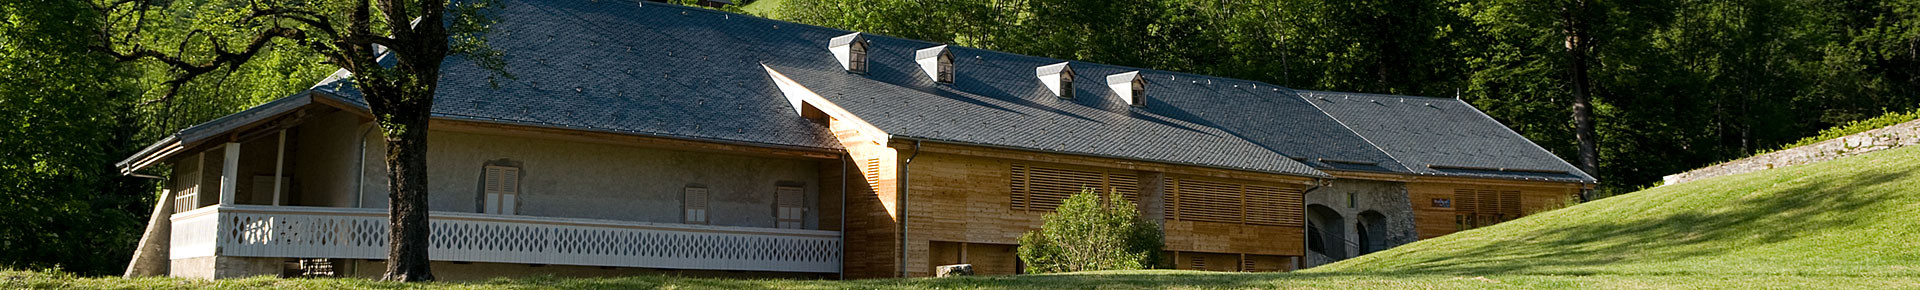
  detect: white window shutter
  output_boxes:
[685,187,709,224]
[483,166,519,215]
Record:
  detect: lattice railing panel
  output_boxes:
[179,205,841,273]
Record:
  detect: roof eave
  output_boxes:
[889,135,1333,180]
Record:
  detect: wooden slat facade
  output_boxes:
[1407,177,1585,239]
[893,141,1313,277]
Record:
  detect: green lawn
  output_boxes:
[9,147,1920,289]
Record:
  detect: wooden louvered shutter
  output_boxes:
[777,186,805,229]
[484,166,519,215]
[1175,178,1243,223]
[864,158,882,189]
[1010,164,1029,210]
[1011,164,1141,211]
[1023,165,1103,211]
[684,187,709,224]
[1245,185,1304,226]
[1500,190,1523,219]
[1106,171,1140,203]
[1454,189,1477,227]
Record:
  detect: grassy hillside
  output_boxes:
[1313,146,1920,277]
[10,147,1920,289]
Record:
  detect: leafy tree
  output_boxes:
[0,0,153,275]
[1016,188,1162,274]
[92,0,506,281]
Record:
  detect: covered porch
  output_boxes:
[121,93,849,279]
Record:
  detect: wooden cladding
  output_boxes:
[1009,164,1138,211]
[1453,189,1522,230]
[1008,163,1303,227]
[1171,178,1304,227]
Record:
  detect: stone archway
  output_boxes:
[1306,204,1347,260]
[1356,210,1390,255]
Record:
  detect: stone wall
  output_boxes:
[1664,119,1920,186]
[1301,179,1417,269]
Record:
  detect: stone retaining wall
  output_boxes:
[1663,119,1920,186]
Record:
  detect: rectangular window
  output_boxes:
[1347,192,1357,208]
[483,166,519,215]
[849,42,869,73]
[936,54,954,84]
[776,185,804,229]
[684,187,709,224]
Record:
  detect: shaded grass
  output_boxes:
[11,147,1920,289]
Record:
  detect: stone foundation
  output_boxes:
[170,256,283,280]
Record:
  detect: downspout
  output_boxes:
[350,123,375,277]
[839,156,848,279]
[1299,177,1330,270]
[898,139,921,278]
[353,124,376,208]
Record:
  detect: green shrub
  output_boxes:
[1016,188,1163,274]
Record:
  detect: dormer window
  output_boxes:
[1108,71,1146,107]
[829,32,868,73]
[1036,62,1074,99]
[915,45,953,84]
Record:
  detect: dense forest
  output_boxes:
[1,0,1915,275]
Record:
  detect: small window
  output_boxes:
[848,41,869,74]
[936,52,954,84]
[1346,192,1357,208]
[1059,70,1075,99]
[483,166,520,215]
[776,185,805,229]
[685,186,709,224]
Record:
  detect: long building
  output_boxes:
[116,0,1595,280]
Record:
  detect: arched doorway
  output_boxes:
[1356,210,1389,255]
[1306,204,1346,260]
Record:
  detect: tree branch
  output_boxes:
[96,26,307,107]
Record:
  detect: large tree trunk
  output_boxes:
[1565,0,1600,184]
[379,112,434,282]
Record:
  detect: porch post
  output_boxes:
[219,142,240,206]
[272,130,286,206]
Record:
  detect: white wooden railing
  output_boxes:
[169,205,842,273]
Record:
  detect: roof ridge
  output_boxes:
[1292,90,1419,173]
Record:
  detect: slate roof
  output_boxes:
[765,35,1323,177]
[311,0,845,152]
[1302,91,1596,182]
[770,32,1407,177]
[138,0,1595,183]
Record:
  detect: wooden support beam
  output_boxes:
[272,130,286,206]
[219,143,240,206]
